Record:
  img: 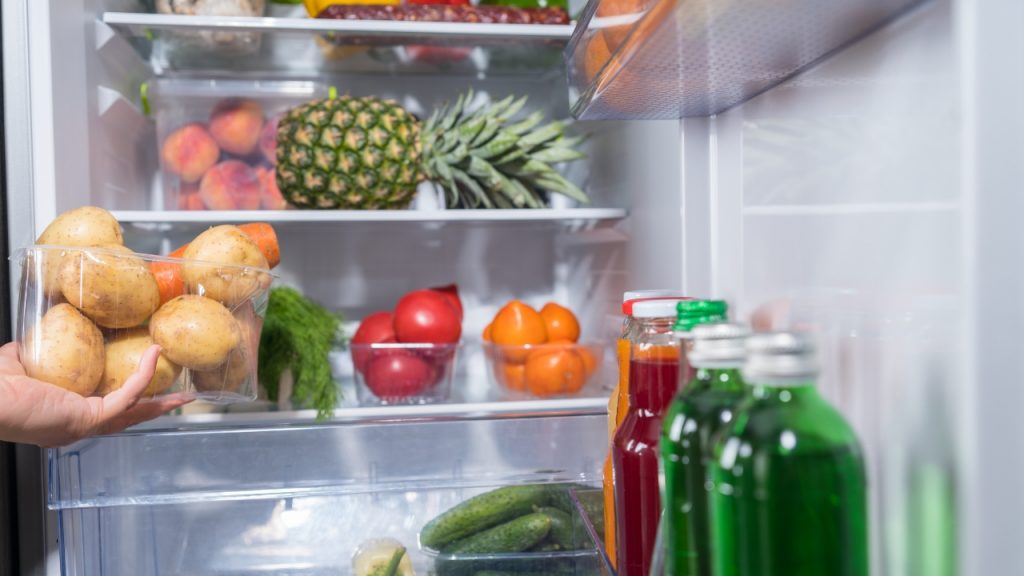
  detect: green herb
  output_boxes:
[259,287,344,420]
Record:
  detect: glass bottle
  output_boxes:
[613,299,682,576]
[710,332,869,576]
[605,291,686,566]
[661,321,748,576]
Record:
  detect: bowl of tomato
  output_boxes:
[352,342,459,405]
[484,342,604,399]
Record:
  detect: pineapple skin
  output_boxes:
[276,96,423,210]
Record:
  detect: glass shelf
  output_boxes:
[113,208,628,233]
[101,12,572,77]
[48,409,606,510]
[567,0,926,119]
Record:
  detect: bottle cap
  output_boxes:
[743,331,819,383]
[623,289,680,303]
[631,299,682,319]
[622,291,687,314]
[675,300,728,332]
[687,323,751,366]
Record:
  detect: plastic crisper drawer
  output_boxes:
[51,413,608,576]
[48,412,605,510]
[566,0,924,120]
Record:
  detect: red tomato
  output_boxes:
[393,290,462,344]
[351,311,397,373]
[430,283,464,320]
[364,351,436,399]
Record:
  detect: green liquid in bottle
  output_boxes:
[661,367,746,576]
[710,383,869,576]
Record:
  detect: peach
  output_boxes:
[254,166,289,210]
[259,114,280,165]
[208,98,264,156]
[200,160,262,210]
[162,124,220,183]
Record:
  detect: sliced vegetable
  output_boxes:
[317,4,570,24]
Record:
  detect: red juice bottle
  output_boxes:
[613,299,682,576]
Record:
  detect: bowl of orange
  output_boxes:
[482,301,605,398]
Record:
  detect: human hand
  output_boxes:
[0,342,191,447]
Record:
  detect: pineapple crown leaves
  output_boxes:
[420,90,589,209]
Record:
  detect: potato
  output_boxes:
[192,346,249,394]
[182,225,271,307]
[97,328,182,397]
[35,206,123,295]
[149,295,241,371]
[58,244,161,329]
[22,303,104,396]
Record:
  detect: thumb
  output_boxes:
[99,345,161,417]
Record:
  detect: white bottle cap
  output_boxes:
[623,289,681,302]
[631,299,681,319]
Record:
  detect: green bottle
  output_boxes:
[661,322,750,576]
[710,332,869,576]
[673,300,729,386]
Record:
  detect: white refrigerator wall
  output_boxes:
[672,0,979,574]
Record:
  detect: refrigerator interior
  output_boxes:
[5,0,1012,573]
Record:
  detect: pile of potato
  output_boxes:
[21,206,274,400]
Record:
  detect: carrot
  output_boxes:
[237,223,280,269]
[151,244,188,306]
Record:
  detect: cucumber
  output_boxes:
[535,507,576,550]
[546,485,604,538]
[443,513,552,554]
[368,547,406,576]
[421,485,552,549]
[527,539,563,552]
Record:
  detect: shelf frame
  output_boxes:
[102,12,574,43]
[112,208,628,225]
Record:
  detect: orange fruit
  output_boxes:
[540,302,581,344]
[578,346,599,378]
[482,322,493,342]
[498,362,527,391]
[490,301,548,363]
[525,345,586,397]
[581,31,612,85]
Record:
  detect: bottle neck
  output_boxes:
[692,365,746,393]
[747,380,820,403]
[628,354,680,414]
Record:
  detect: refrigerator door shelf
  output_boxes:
[100,12,572,77]
[566,0,926,119]
[47,410,606,510]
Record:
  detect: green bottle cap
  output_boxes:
[675,300,728,332]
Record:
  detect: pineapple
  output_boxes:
[276,91,587,210]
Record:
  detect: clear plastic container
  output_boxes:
[483,342,606,399]
[421,484,602,576]
[15,245,273,402]
[150,78,330,211]
[154,0,268,58]
[351,342,459,405]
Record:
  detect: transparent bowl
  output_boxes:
[15,245,273,403]
[351,342,459,406]
[484,342,606,399]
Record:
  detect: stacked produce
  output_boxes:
[482,301,600,397]
[350,285,462,403]
[160,96,289,211]
[275,91,587,209]
[19,206,279,400]
[420,485,602,576]
[317,4,569,24]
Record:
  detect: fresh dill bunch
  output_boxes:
[259,287,344,420]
